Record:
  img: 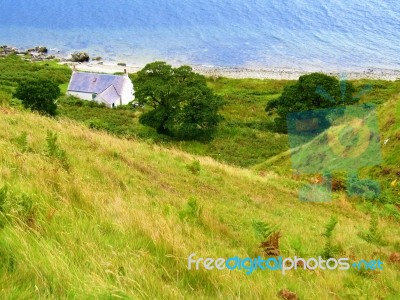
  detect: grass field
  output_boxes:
[0,107,399,299]
[0,56,399,299]
[58,76,291,168]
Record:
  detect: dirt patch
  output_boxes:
[278,289,299,300]
[389,252,400,264]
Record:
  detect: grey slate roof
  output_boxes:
[67,72,125,95]
[97,85,121,105]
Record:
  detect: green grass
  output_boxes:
[59,77,291,168]
[0,55,71,95]
[4,54,399,170]
[0,107,399,299]
[59,75,400,169]
[0,55,400,299]
[254,83,400,209]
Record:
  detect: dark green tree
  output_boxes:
[135,62,223,140]
[266,73,356,132]
[14,79,60,116]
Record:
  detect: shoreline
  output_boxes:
[3,44,400,80]
[69,61,400,81]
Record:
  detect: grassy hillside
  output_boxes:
[254,91,400,209]
[57,76,400,170]
[0,107,400,299]
[1,55,399,170]
[58,77,290,168]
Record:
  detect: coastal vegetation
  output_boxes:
[0,53,399,299]
[14,78,60,116]
[135,62,223,140]
[266,72,357,132]
[0,99,399,299]
[0,54,71,96]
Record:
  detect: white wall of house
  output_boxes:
[67,91,95,101]
[120,76,135,105]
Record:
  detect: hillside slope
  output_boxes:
[254,95,400,205]
[0,107,399,299]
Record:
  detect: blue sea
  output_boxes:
[0,0,399,71]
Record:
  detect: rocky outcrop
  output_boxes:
[0,45,61,61]
[71,52,90,62]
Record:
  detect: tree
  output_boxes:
[135,61,223,140]
[14,79,60,116]
[266,73,356,132]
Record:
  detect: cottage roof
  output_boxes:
[96,85,121,105]
[67,72,126,95]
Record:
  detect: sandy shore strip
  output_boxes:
[64,62,400,81]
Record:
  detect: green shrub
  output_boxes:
[0,185,36,228]
[86,118,105,130]
[46,130,69,170]
[321,216,341,259]
[358,214,386,245]
[0,55,71,93]
[252,220,280,241]
[179,197,202,222]
[186,160,201,175]
[12,132,30,153]
[347,175,380,199]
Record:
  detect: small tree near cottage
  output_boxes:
[135,61,223,140]
[14,78,60,116]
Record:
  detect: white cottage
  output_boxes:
[67,71,134,108]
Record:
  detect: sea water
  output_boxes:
[0,0,399,71]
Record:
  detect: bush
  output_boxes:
[179,197,202,222]
[86,118,105,130]
[347,175,381,199]
[358,214,387,245]
[14,79,60,116]
[0,185,36,229]
[12,132,30,153]
[186,160,201,175]
[46,130,69,170]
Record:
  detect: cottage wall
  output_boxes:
[67,91,95,101]
[120,77,135,105]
